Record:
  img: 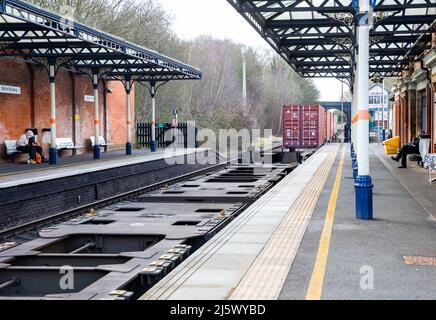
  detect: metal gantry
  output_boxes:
[0,0,202,163]
[228,0,436,220]
[228,0,435,84]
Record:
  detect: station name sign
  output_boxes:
[0,85,21,95]
[84,95,95,102]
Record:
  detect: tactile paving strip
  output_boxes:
[229,145,339,300]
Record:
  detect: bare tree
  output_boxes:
[28,0,320,133]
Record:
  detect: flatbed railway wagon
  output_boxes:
[283,104,328,149]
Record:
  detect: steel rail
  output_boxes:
[0,161,229,242]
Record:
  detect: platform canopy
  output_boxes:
[227,0,435,85]
[0,0,202,82]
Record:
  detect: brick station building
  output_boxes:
[0,57,134,161]
[0,0,201,164]
[391,34,436,152]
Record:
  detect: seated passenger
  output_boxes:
[16,130,44,164]
[391,136,420,169]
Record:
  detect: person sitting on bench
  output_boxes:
[16,130,44,164]
[391,136,420,169]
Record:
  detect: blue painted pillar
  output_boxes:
[125,78,133,155]
[92,72,101,160]
[150,81,157,152]
[49,64,57,165]
[354,0,374,220]
[355,175,373,220]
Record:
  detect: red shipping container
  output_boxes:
[283,105,328,149]
[326,111,335,141]
[331,111,335,140]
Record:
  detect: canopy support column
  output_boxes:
[352,78,358,180]
[355,0,374,220]
[353,39,359,154]
[352,77,357,148]
[341,82,344,143]
[150,81,157,152]
[49,63,57,165]
[125,78,133,155]
[93,72,101,160]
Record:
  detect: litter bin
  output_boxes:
[383,136,400,155]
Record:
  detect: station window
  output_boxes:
[369,95,381,105]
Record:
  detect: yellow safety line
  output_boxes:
[306,145,345,300]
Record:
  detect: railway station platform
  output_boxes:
[0,148,206,189]
[142,143,436,300]
[0,149,152,177]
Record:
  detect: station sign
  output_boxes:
[0,85,21,95]
[84,95,95,102]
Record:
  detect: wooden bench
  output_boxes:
[90,136,113,153]
[5,140,29,163]
[56,137,84,157]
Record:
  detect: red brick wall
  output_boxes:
[73,74,105,152]
[106,81,135,147]
[0,59,33,152]
[33,67,74,140]
[0,57,131,160]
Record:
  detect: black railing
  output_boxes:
[136,123,198,149]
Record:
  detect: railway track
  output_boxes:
[0,145,295,299]
[0,145,285,242]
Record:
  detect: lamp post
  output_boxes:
[241,46,247,116]
[381,77,385,141]
[341,81,345,143]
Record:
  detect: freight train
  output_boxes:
[283,104,336,149]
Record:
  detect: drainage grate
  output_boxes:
[402,255,436,266]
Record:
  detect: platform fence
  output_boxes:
[136,123,198,149]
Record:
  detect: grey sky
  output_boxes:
[158,0,343,102]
